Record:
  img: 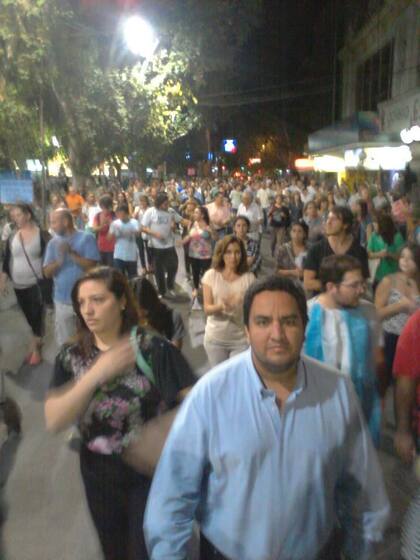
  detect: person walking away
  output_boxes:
[108,204,139,280]
[144,275,390,560]
[43,208,99,346]
[304,254,383,445]
[202,235,255,367]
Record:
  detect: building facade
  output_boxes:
[340,0,420,175]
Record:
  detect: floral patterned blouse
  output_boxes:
[50,327,195,455]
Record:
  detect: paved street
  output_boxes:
[0,240,416,560]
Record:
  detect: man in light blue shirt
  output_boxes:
[43,209,99,346]
[144,275,390,560]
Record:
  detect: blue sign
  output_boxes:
[0,177,33,203]
[222,139,238,154]
[207,151,214,161]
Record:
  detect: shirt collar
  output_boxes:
[246,349,307,400]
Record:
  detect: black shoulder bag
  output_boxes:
[19,231,53,305]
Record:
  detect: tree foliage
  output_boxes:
[0,0,261,180]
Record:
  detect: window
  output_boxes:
[356,40,394,111]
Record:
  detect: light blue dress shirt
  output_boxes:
[144,350,390,560]
[43,230,99,304]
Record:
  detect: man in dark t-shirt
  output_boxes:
[304,205,369,295]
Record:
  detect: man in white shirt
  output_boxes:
[237,192,263,242]
[141,193,183,298]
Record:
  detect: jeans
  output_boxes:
[152,247,178,296]
[113,259,137,279]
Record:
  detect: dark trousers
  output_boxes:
[113,259,137,279]
[14,284,44,337]
[80,446,150,560]
[136,238,152,271]
[190,257,212,290]
[183,243,192,275]
[380,331,399,398]
[200,529,342,560]
[152,247,178,296]
[100,251,114,267]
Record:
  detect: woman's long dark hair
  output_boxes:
[133,277,174,340]
[377,213,397,246]
[71,267,139,357]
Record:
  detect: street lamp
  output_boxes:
[123,15,158,59]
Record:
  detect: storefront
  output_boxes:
[305,112,413,190]
[379,89,420,178]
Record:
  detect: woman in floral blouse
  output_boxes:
[44,267,195,560]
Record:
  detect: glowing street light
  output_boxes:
[123,16,158,58]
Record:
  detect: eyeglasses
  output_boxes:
[339,281,366,290]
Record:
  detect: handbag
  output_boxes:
[123,326,178,476]
[18,232,53,305]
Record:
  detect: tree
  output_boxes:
[0,0,262,183]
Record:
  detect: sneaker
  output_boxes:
[191,298,202,311]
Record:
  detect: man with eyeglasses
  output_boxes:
[304,254,384,446]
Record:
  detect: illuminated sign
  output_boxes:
[223,139,238,154]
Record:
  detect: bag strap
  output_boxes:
[18,232,41,281]
[130,326,155,385]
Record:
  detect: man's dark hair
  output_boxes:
[243,275,308,328]
[116,203,129,214]
[331,205,353,233]
[99,195,113,210]
[155,193,169,209]
[233,215,251,229]
[319,254,362,290]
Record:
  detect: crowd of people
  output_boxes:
[0,172,419,560]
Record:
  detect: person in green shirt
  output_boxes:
[368,213,405,286]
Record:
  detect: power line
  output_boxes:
[198,85,332,107]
